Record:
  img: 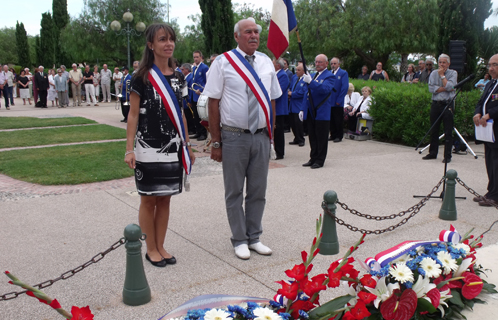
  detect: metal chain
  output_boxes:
[0,237,126,302]
[322,177,445,235]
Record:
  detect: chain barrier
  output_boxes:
[322,177,446,235]
[0,237,126,302]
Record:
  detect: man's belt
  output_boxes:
[222,124,266,134]
[433,99,452,104]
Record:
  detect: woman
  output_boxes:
[17,70,31,105]
[48,69,58,107]
[93,65,101,102]
[344,83,361,119]
[475,73,490,91]
[348,86,373,132]
[124,23,195,267]
[401,64,416,83]
[369,62,389,81]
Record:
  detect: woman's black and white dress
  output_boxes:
[131,71,186,196]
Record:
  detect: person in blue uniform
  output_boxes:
[273,58,289,159]
[300,54,336,169]
[329,57,349,142]
[288,63,306,146]
[190,50,209,141]
[120,66,132,123]
[181,63,195,134]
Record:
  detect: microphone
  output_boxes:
[453,73,475,89]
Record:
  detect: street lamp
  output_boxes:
[111,9,146,69]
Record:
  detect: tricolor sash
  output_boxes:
[370,240,443,268]
[148,65,192,175]
[223,49,273,140]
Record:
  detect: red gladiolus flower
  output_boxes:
[302,274,327,297]
[380,289,417,320]
[350,301,371,319]
[289,299,314,319]
[426,288,441,308]
[301,251,308,263]
[276,280,299,301]
[461,272,484,300]
[70,306,94,320]
[358,291,377,304]
[327,270,342,288]
[360,274,377,288]
[342,311,356,320]
[285,264,307,282]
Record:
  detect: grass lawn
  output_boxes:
[0,141,134,185]
[0,125,126,149]
[0,117,96,129]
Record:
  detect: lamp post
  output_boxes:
[110,9,146,69]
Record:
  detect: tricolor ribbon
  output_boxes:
[223,49,273,140]
[148,65,191,175]
[439,224,461,244]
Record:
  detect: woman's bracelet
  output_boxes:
[125,150,135,156]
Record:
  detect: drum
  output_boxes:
[197,94,209,121]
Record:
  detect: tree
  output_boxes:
[199,0,234,56]
[40,12,56,68]
[35,35,42,66]
[480,26,498,62]
[175,15,206,64]
[15,22,31,67]
[52,0,70,66]
[60,0,166,67]
[438,0,492,80]
[0,27,18,65]
[233,3,271,57]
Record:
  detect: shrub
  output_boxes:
[350,80,481,146]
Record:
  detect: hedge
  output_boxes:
[350,79,482,147]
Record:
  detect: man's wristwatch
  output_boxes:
[440,76,446,79]
[212,141,222,149]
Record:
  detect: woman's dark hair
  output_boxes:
[20,70,25,76]
[135,23,177,84]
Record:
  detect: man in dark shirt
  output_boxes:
[35,66,49,108]
[418,59,434,84]
[82,65,98,106]
[357,65,369,80]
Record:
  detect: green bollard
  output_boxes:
[439,169,458,221]
[318,190,340,255]
[122,224,151,306]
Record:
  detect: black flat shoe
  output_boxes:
[164,256,177,265]
[302,161,314,167]
[145,253,167,267]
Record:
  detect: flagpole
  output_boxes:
[295,28,309,74]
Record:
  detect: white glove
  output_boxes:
[302,73,312,84]
[299,111,304,122]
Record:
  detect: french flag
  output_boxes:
[267,0,297,58]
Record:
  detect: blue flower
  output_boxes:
[418,268,426,276]
[404,281,413,289]
[279,313,292,320]
[299,310,309,319]
[269,300,283,309]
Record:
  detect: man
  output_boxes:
[288,63,307,146]
[190,50,209,141]
[69,63,83,106]
[120,67,132,123]
[54,68,68,107]
[300,54,335,169]
[132,61,139,75]
[412,60,425,83]
[4,65,15,106]
[357,65,369,80]
[273,58,289,159]
[112,67,123,102]
[419,58,434,84]
[283,58,293,83]
[82,65,98,106]
[0,65,11,109]
[209,54,219,66]
[173,58,181,73]
[422,54,457,163]
[35,66,50,108]
[100,64,112,103]
[329,57,348,142]
[181,63,195,134]
[61,65,70,103]
[204,18,282,260]
[473,54,498,207]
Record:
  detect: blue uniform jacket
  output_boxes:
[120,73,132,101]
[301,70,336,120]
[184,72,193,108]
[275,69,289,116]
[289,76,307,114]
[331,68,349,107]
[191,62,209,103]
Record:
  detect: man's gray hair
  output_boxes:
[57,68,61,73]
[438,54,450,63]
[331,57,341,64]
[60,65,66,69]
[275,58,285,69]
[39,66,44,70]
[234,18,262,36]
[181,63,192,72]
[72,63,77,67]
[426,58,434,63]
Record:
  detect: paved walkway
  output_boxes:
[0,97,497,320]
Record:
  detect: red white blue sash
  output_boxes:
[148,65,191,175]
[223,49,273,140]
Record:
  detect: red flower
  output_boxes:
[276,280,299,301]
[360,274,377,288]
[380,289,417,320]
[425,288,441,308]
[301,251,308,263]
[285,264,307,282]
[70,306,94,320]
[302,274,327,297]
[349,301,371,319]
[327,269,342,288]
[461,272,484,300]
[358,291,377,304]
[342,311,356,320]
[289,299,314,319]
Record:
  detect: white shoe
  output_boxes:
[86,103,90,106]
[248,242,272,255]
[234,244,250,260]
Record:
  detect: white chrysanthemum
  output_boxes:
[253,307,282,320]
[420,257,442,278]
[453,243,471,255]
[204,309,232,320]
[394,254,411,264]
[389,263,414,283]
[437,251,459,275]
